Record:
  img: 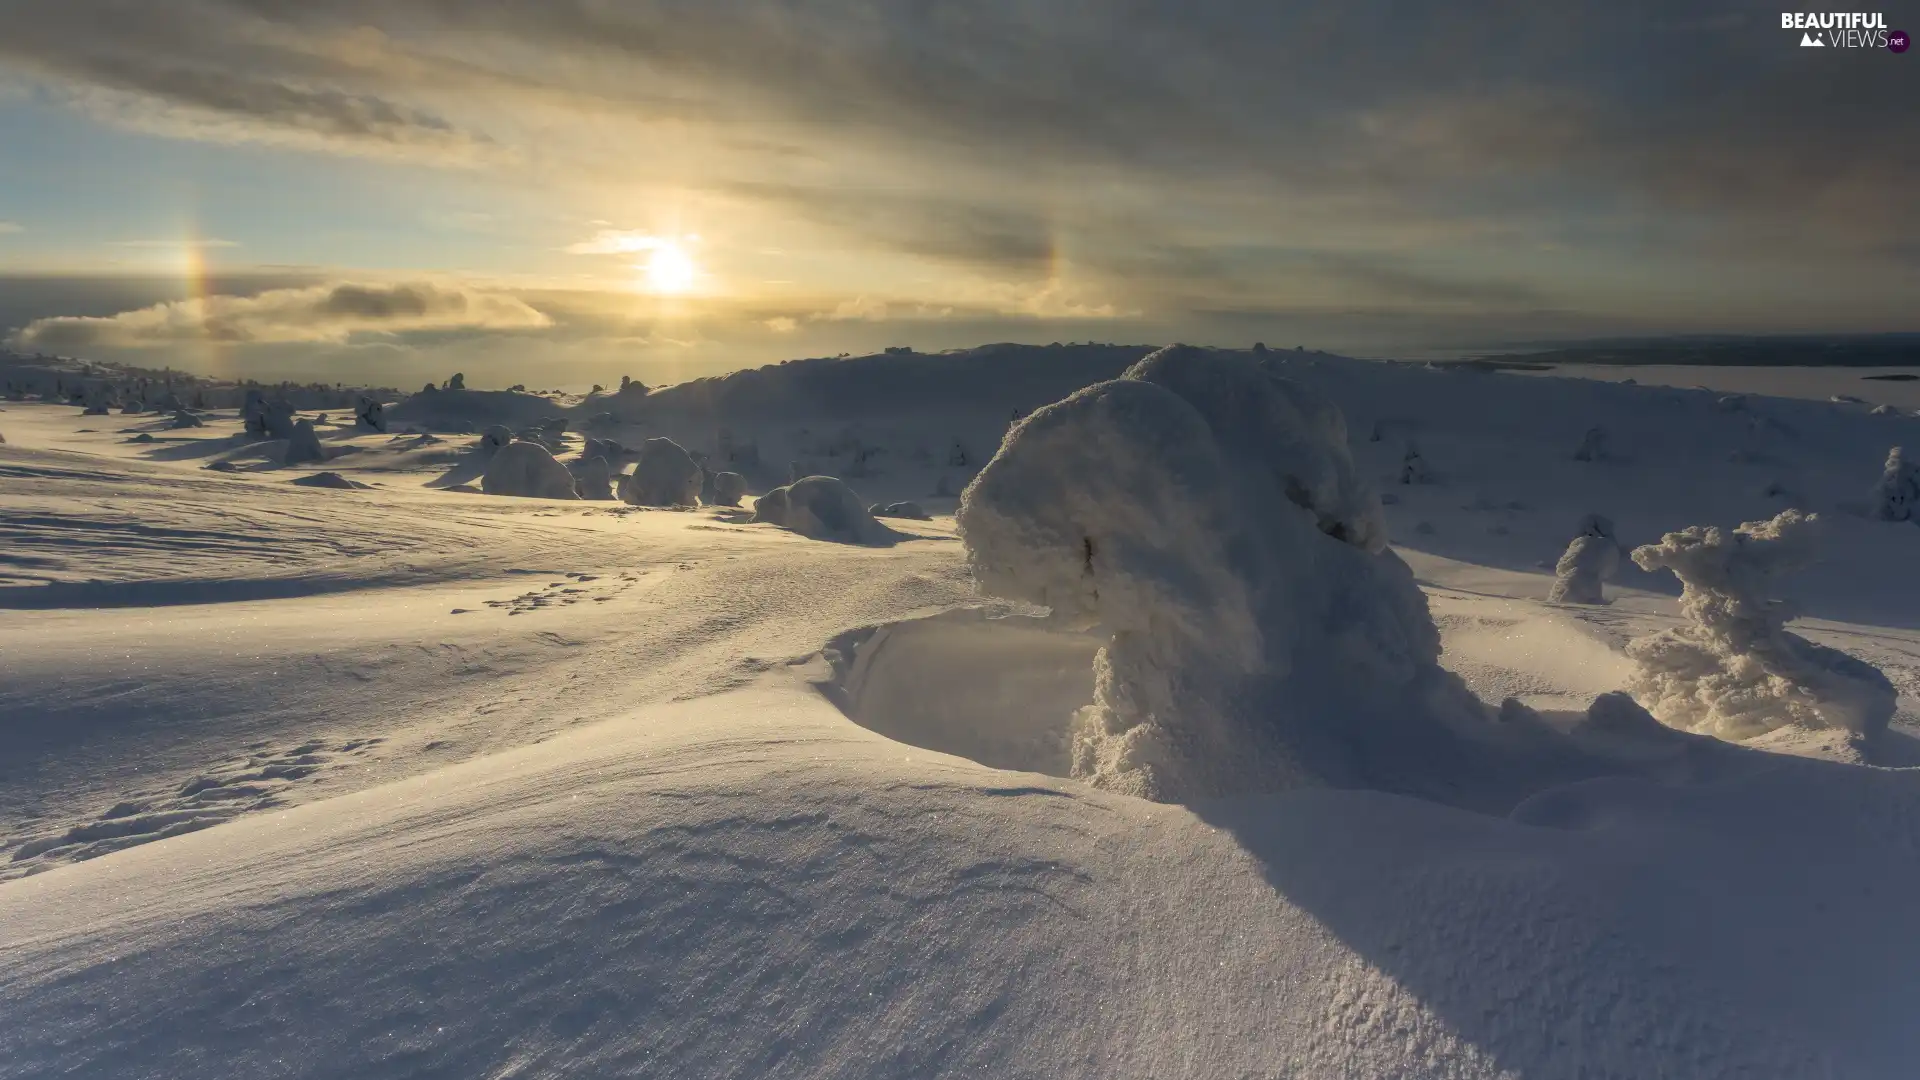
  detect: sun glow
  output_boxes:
[642,242,697,295]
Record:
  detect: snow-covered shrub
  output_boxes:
[1626,510,1895,741]
[355,395,387,433]
[1572,426,1608,462]
[573,456,614,500]
[1870,447,1919,523]
[284,419,326,465]
[622,437,703,507]
[957,345,1495,803]
[481,440,579,500]
[753,476,890,542]
[1870,404,1898,417]
[478,425,513,454]
[169,410,204,429]
[1548,535,1619,604]
[710,471,748,507]
[869,501,931,520]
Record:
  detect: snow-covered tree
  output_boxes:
[1870,446,1919,523]
[1399,441,1431,484]
[958,344,1495,803]
[482,440,579,500]
[263,400,298,441]
[1626,510,1896,740]
[1548,534,1619,604]
[622,437,703,506]
[284,420,326,465]
[478,425,514,454]
[354,395,387,433]
[573,455,614,500]
[710,471,748,507]
[1572,426,1608,462]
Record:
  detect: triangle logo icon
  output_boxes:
[1800,31,1824,46]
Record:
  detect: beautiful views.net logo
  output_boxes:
[1782,11,1910,49]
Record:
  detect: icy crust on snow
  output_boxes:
[1627,510,1897,741]
[959,346,1595,805]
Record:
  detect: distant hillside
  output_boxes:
[1472,334,1920,368]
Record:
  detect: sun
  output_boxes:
[641,242,697,295]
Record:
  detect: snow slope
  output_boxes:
[4,344,1920,1078]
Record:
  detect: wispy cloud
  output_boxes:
[0,222,22,235]
[11,280,551,348]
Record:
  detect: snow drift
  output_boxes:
[753,476,892,543]
[1627,510,1897,741]
[957,345,1642,807]
[481,440,579,500]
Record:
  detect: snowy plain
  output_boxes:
[3,345,1919,1078]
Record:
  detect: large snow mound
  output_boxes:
[1627,509,1897,741]
[481,440,580,500]
[956,345,1645,807]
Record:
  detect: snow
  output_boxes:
[480,439,579,500]
[4,342,1920,1079]
[1626,510,1898,742]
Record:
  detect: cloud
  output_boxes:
[2,0,1914,333]
[565,230,684,255]
[11,280,552,348]
[0,222,21,235]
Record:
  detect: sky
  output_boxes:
[0,1,1914,388]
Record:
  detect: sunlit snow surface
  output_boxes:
[3,346,1920,1078]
